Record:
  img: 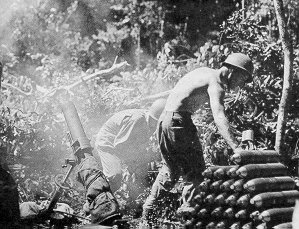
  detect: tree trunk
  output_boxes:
[272,0,294,154]
[0,62,2,90]
[136,25,141,71]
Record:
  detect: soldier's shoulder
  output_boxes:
[112,109,147,120]
[185,67,218,78]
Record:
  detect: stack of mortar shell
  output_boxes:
[191,164,242,228]
[190,150,298,229]
[230,150,297,229]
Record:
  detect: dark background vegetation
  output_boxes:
[0,0,299,217]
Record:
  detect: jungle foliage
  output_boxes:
[0,0,299,217]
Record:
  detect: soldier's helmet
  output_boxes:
[223,53,254,82]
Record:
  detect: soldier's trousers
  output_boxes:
[143,111,205,212]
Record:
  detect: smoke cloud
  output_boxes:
[0,0,39,54]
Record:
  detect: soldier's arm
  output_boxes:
[208,83,239,151]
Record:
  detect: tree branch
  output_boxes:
[1,82,33,96]
[38,61,129,100]
[66,61,129,91]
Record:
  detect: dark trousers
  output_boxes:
[143,111,205,211]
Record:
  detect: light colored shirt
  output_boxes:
[95,109,153,177]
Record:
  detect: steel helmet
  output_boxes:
[148,98,167,120]
[223,53,254,82]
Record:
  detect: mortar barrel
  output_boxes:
[60,101,91,150]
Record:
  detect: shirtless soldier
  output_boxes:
[142,53,254,222]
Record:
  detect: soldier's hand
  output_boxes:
[83,200,90,215]
[233,147,243,154]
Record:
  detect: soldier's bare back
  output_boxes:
[165,67,224,114]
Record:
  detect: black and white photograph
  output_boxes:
[0,0,299,228]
